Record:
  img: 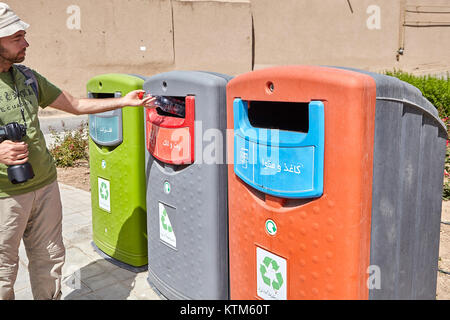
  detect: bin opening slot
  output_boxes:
[90,93,116,99]
[88,90,123,148]
[155,96,186,119]
[247,101,309,133]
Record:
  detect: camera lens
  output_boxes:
[7,163,35,184]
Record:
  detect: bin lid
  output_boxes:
[87,73,145,95]
[328,66,446,134]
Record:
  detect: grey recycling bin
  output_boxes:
[338,67,448,299]
[144,71,232,299]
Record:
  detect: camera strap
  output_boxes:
[9,66,27,125]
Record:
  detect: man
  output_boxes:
[0,3,155,300]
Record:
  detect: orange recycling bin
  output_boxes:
[227,65,376,300]
[227,65,447,300]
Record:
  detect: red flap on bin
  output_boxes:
[146,96,195,164]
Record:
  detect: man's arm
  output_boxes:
[49,90,155,115]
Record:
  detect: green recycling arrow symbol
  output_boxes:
[265,219,277,235]
[100,182,109,200]
[259,256,284,290]
[161,208,173,233]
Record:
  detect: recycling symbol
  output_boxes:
[259,256,284,290]
[161,208,173,233]
[100,182,109,200]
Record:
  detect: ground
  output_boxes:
[55,163,450,300]
[56,160,91,192]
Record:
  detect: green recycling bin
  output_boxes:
[88,74,147,268]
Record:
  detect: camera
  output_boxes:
[0,120,34,184]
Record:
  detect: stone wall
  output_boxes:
[8,0,450,98]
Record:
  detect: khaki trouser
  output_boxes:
[0,181,65,300]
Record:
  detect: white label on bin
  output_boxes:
[159,203,176,248]
[98,178,110,213]
[256,247,287,300]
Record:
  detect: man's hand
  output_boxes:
[122,90,156,108]
[0,141,29,165]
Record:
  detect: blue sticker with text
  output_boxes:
[233,99,324,198]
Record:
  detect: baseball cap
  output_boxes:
[0,2,29,38]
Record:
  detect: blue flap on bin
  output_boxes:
[233,99,324,198]
[89,109,123,147]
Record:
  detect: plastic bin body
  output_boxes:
[88,74,147,267]
[144,71,231,299]
[333,67,447,299]
[227,65,447,300]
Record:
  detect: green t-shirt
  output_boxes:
[0,65,62,197]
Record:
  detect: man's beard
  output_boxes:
[0,46,26,64]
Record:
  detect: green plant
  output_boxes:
[48,120,89,167]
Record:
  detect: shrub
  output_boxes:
[49,120,89,167]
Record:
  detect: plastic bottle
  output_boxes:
[153,96,185,117]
